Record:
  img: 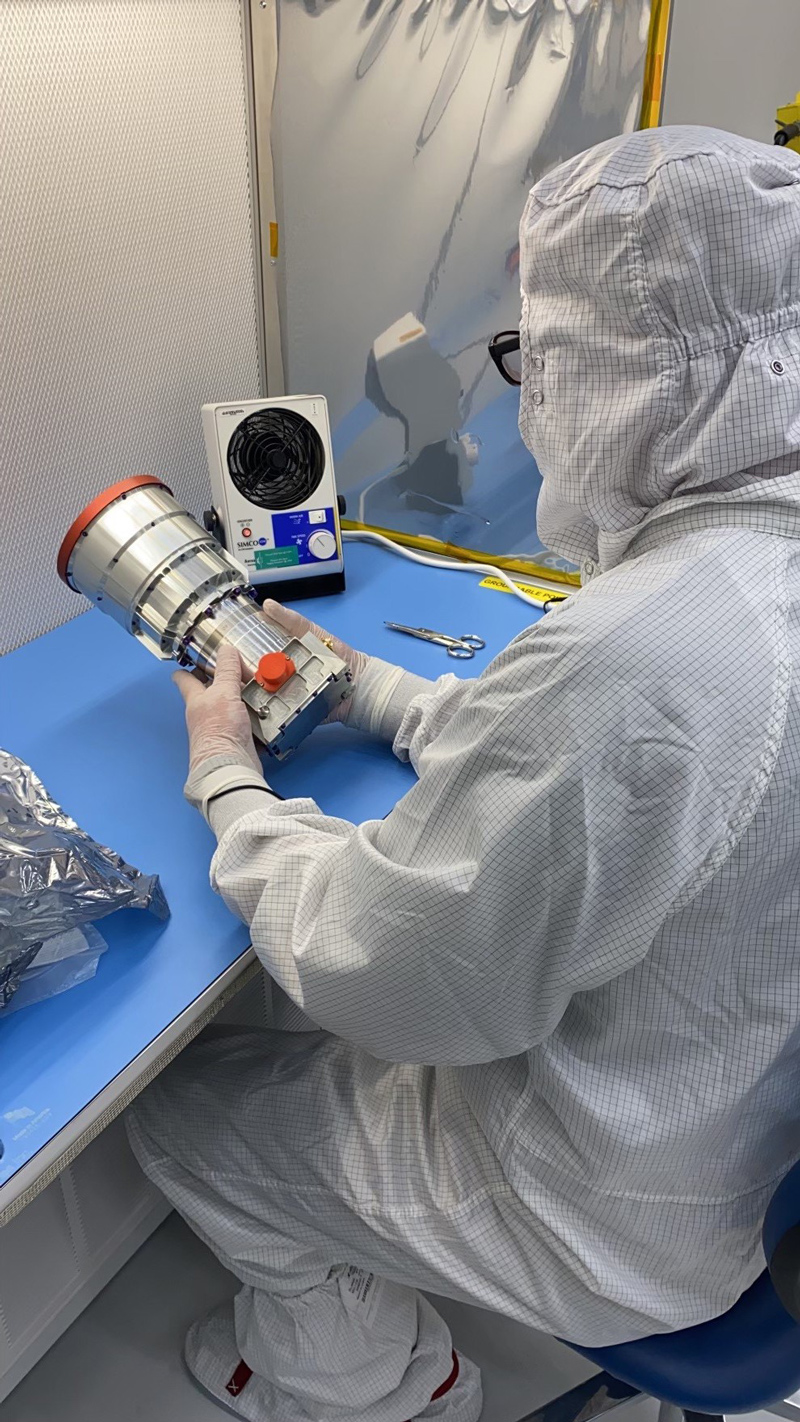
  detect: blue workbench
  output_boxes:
[0,541,543,1221]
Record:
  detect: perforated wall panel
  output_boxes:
[0,1,261,653]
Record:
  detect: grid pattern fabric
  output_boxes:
[140,515,800,1352]
[0,1,261,653]
[517,124,800,575]
[125,131,800,1393]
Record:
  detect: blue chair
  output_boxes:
[519,1158,800,1422]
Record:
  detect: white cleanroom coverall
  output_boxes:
[128,126,800,1420]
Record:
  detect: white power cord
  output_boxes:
[341,528,572,610]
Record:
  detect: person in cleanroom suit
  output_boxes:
[127,126,800,1421]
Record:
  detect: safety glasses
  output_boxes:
[488,330,522,386]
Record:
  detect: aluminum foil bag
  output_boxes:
[0,748,169,1009]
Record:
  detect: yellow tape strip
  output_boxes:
[639,0,672,130]
[479,574,569,604]
[269,221,279,260]
[341,520,581,588]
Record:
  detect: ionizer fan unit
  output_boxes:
[202,396,345,597]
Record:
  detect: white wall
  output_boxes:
[662,0,800,142]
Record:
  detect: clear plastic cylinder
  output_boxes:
[183,593,289,678]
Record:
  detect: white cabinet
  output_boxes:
[0,1118,168,1402]
[0,972,269,1400]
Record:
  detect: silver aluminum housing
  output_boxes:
[59,481,351,759]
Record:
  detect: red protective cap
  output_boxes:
[255,651,296,693]
[57,475,172,589]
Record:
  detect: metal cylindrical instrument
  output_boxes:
[57,476,351,759]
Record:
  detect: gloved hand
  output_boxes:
[260,599,369,725]
[174,644,262,775]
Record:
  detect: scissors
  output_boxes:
[384,622,486,659]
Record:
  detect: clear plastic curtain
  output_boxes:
[272,0,660,580]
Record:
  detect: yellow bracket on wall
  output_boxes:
[639,0,672,130]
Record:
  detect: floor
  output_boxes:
[3,1211,792,1422]
[1,1212,655,1422]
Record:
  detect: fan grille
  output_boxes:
[227,408,325,511]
